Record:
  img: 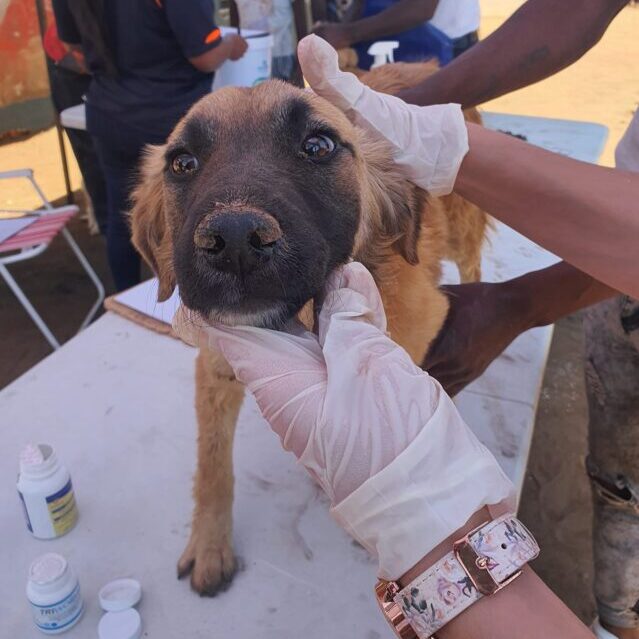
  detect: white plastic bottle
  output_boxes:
[17,443,79,539]
[368,41,400,68]
[27,553,84,634]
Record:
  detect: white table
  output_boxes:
[0,227,555,639]
[1,114,606,638]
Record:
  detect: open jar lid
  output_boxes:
[99,578,142,612]
[98,609,142,639]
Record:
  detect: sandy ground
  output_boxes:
[1,0,638,625]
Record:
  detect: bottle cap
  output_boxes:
[99,579,142,612]
[29,553,67,585]
[98,609,142,639]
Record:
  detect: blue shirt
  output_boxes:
[53,0,221,140]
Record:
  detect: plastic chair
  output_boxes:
[0,169,105,350]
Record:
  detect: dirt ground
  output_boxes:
[1,0,638,625]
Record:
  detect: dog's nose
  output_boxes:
[194,210,282,275]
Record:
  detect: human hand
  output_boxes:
[297,34,469,196]
[312,21,354,50]
[423,281,533,396]
[224,34,248,61]
[174,263,513,579]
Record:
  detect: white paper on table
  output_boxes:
[113,278,181,325]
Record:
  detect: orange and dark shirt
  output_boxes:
[52,0,222,139]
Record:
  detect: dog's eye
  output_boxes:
[302,134,335,159]
[171,153,199,175]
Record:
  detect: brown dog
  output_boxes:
[130,64,487,595]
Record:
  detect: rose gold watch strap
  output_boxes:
[378,514,539,639]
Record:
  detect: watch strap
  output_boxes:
[391,514,539,638]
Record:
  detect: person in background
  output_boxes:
[312,0,479,63]
[43,13,108,234]
[52,0,247,291]
[230,0,297,80]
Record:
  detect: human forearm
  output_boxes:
[400,509,592,639]
[348,0,438,46]
[398,0,627,108]
[456,123,639,298]
[505,262,616,330]
[189,35,246,73]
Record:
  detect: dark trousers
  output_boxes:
[47,63,108,233]
[89,110,172,292]
[90,117,155,292]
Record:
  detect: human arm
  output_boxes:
[189,35,247,72]
[456,124,639,299]
[398,0,628,109]
[174,262,593,639]
[163,0,247,73]
[313,0,438,50]
[298,35,639,298]
[406,514,591,639]
[423,262,616,396]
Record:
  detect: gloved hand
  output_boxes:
[297,34,469,196]
[173,263,514,580]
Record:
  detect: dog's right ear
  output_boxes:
[130,145,176,302]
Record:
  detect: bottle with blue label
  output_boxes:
[17,443,79,539]
[27,553,84,634]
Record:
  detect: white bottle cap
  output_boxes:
[99,578,142,612]
[98,609,142,639]
[29,553,67,585]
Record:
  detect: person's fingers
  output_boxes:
[207,323,322,388]
[208,324,327,455]
[318,262,387,346]
[318,263,425,392]
[297,35,364,111]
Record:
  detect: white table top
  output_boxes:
[1,112,606,637]
[0,224,557,639]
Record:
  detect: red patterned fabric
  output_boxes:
[0,208,77,253]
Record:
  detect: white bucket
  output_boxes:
[213,27,274,90]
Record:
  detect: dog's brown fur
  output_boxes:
[131,62,488,595]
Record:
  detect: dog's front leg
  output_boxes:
[178,349,244,596]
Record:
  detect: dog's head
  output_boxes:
[131,80,426,327]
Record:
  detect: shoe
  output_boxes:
[592,618,620,639]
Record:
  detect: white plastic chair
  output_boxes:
[0,169,105,349]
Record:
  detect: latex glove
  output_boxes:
[297,34,469,196]
[173,263,513,579]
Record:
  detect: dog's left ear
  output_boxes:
[130,144,176,302]
[357,134,426,265]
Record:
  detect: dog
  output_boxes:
[130,62,488,595]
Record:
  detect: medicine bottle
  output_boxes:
[26,553,84,634]
[17,443,79,539]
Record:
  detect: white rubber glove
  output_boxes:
[297,34,469,196]
[173,263,514,580]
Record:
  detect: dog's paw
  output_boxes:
[177,534,237,596]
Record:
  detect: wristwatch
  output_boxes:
[375,514,539,638]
